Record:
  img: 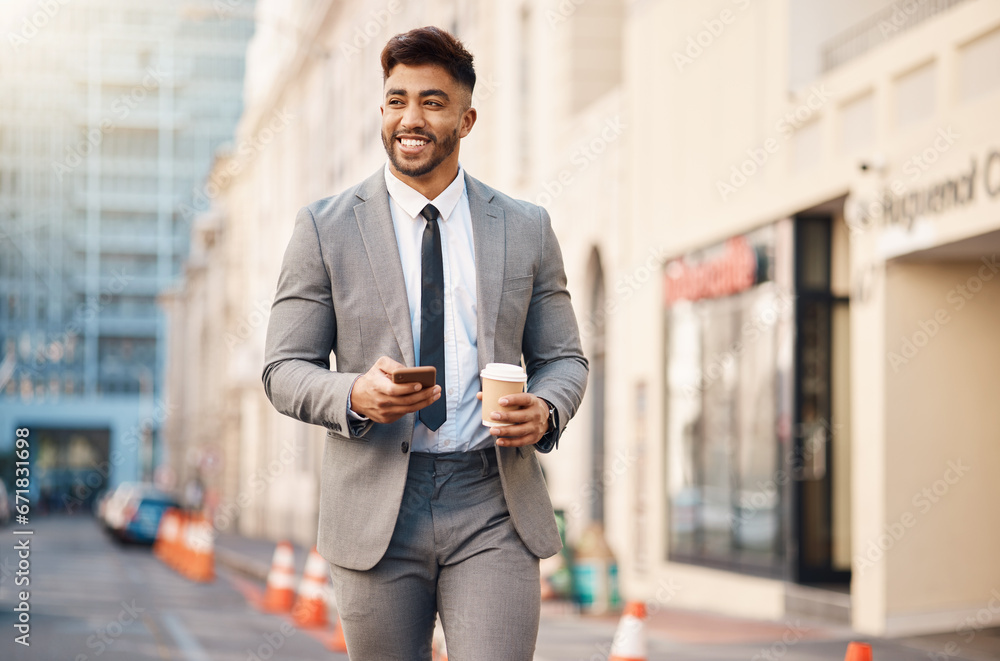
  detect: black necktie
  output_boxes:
[419,204,447,431]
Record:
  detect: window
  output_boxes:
[664,224,793,575]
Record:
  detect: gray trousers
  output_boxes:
[329,449,541,661]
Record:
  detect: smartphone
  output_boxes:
[391,366,437,389]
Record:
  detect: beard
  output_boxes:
[381,126,460,178]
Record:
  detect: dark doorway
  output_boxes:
[792,216,851,585]
[32,427,111,514]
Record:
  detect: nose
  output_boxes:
[400,101,426,131]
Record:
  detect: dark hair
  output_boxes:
[381,26,476,96]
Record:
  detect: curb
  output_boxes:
[215,546,270,583]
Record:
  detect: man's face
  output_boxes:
[381,63,476,180]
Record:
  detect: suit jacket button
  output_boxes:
[401,442,409,453]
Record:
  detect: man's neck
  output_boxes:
[389,161,460,200]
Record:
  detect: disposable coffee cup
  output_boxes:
[480,363,527,427]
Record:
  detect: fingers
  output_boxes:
[488,394,545,446]
[497,392,534,408]
[490,421,542,447]
[369,358,430,397]
[365,385,441,423]
[379,378,432,398]
[377,385,440,411]
[390,385,440,407]
[352,358,443,422]
[488,394,544,425]
[487,407,537,425]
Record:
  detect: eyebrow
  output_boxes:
[386,88,450,101]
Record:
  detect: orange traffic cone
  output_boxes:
[184,513,215,583]
[262,542,297,613]
[609,601,647,661]
[153,508,179,564]
[292,548,329,628]
[326,615,348,653]
[171,512,189,572]
[845,642,872,661]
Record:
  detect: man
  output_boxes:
[262,26,588,660]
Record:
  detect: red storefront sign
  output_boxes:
[663,236,757,305]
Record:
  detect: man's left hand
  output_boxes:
[477,392,549,447]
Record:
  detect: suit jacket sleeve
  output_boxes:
[523,207,589,450]
[262,206,370,436]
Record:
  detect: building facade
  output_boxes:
[167,0,1000,637]
[621,0,1000,636]
[0,0,254,506]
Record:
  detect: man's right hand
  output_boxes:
[349,356,441,424]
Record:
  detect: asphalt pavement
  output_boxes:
[1,516,998,660]
[0,515,345,661]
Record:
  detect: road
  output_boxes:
[1,516,995,661]
[0,516,775,661]
[0,516,344,661]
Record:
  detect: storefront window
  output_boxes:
[664,224,794,575]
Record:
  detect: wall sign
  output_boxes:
[663,236,763,305]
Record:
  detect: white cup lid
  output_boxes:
[480,362,527,382]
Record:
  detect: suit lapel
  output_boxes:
[354,169,415,365]
[466,173,505,371]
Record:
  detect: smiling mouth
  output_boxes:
[395,135,432,155]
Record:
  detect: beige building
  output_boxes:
[164,0,1000,637]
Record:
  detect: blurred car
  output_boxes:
[100,481,141,532]
[0,478,11,526]
[101,482,179,544]
[118,491,180,544]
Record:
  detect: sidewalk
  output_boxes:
[213,533,998,660]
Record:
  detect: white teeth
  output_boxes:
[400,138,428,147]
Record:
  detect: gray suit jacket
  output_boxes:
[262,167,588,571]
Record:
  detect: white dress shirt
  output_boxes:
[349,163,491,453]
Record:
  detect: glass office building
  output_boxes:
[0,0,255,507]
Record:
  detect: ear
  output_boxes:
[459,106,477,139]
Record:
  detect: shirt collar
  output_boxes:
[384,161,466,222]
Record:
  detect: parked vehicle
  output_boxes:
[118,491,179,544]
[101,482,142,532]
[101,482,178,544]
